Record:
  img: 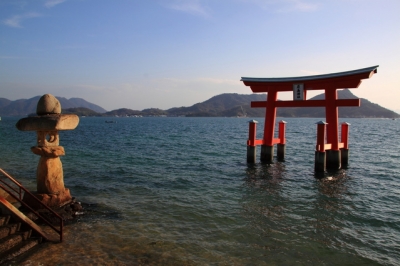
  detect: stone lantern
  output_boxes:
[16,94,79,208]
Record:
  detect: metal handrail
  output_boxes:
[0,168,63,242]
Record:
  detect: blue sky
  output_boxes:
[1,0,399,112]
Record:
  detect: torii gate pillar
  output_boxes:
[241,65,378,171]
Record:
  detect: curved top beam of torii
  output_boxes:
[241,65,379,92]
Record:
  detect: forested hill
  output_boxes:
[166,93,266,117]
[276,89,399,118]
[1,91,398,118]
[165,90,399,118]
[0,96,107,116]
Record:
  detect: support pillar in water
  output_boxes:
[277,120,287,161]
[246,120,258,163]
[340,122,350,167]
[315,121,327,172]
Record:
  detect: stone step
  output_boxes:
[0,223,21,240]
[0,215,10,226]
[0,230,30,254]
[0,214,47,263]
[0,237,41,265]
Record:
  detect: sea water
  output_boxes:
[0,117,399,265]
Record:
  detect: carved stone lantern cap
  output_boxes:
[16,94,79,131]
[37,94,61,115]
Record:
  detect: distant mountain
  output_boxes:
[103,108,142,117]
[1,91,398,118]
[57,97,107,113]
[100,108,167,117]
[166,91,399,118]
[167,93,267,117]
[0,96,41,116]
[0,98,12,108]
[95,91,398,118]
[276,89,399,118]
[62,107,100,117]
[0,96,107,116]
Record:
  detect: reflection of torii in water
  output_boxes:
[241,65,379,169]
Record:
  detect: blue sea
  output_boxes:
[0,116,399,265]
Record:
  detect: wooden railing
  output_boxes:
[0,168,63,242]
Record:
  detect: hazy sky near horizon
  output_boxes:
[1,0,399,112]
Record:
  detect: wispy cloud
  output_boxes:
[44,0,67,8]
[3,12,41,28]
[279,0,318,12]
[164,0,210,17]
[242,0,318,12]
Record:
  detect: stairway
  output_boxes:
[0,168,64,264]
[0,214,43,264]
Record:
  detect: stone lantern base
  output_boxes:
[23,188,72,210]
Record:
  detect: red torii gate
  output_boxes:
[241,65,378,170]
